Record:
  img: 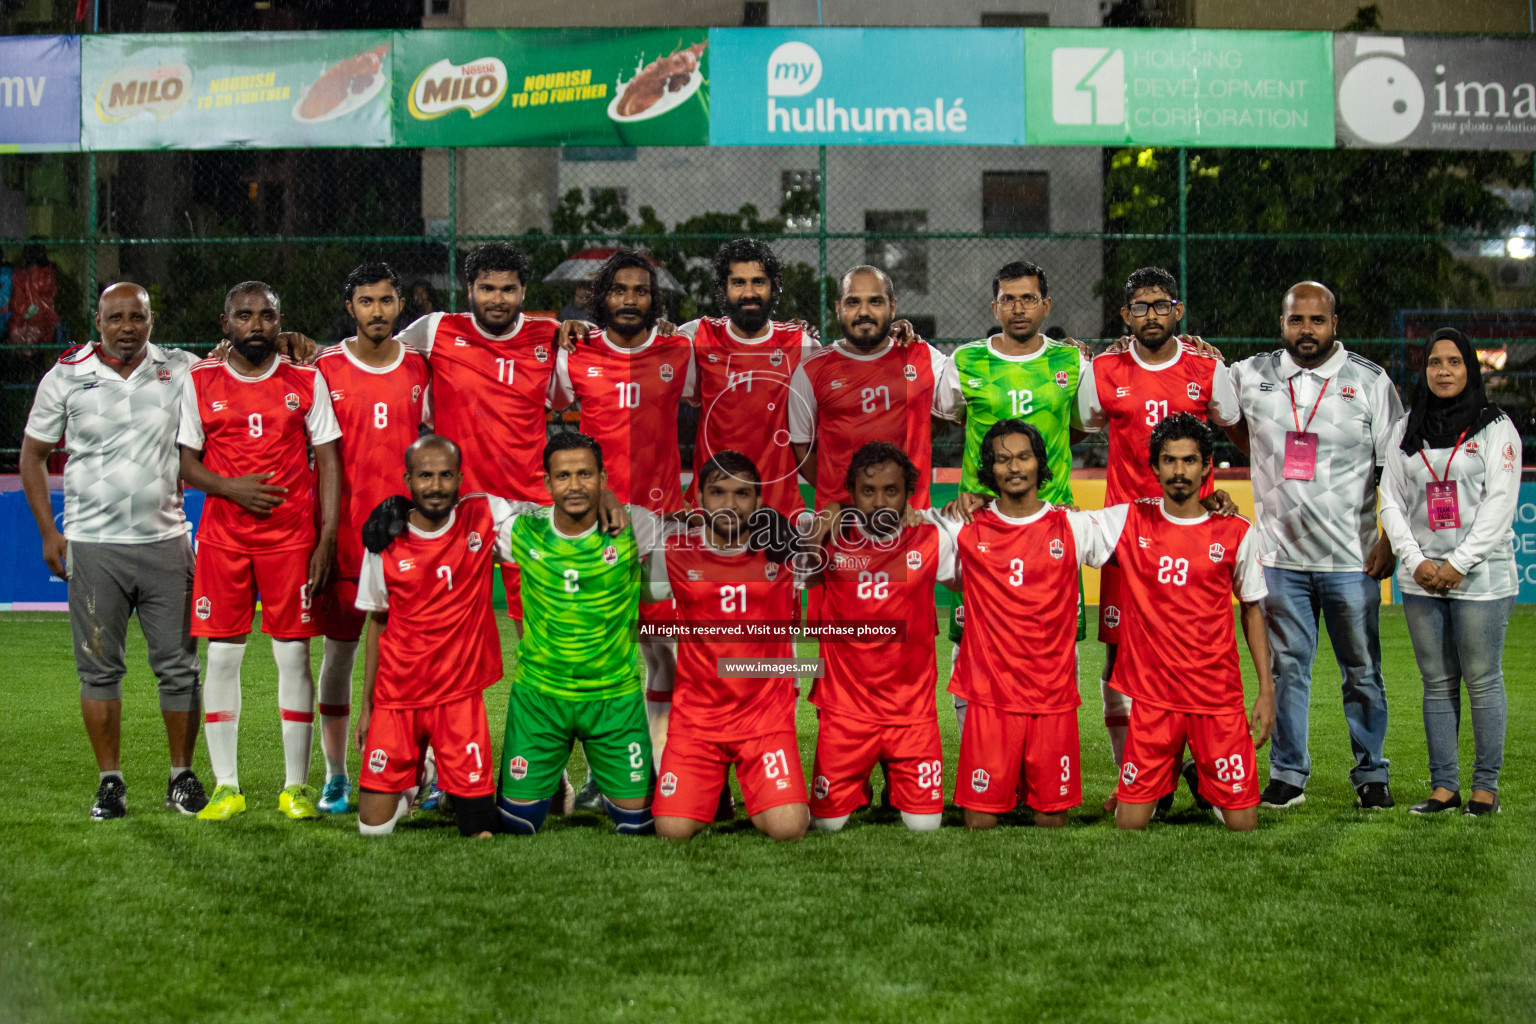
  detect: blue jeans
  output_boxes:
[1262,568,1390,789]
[1401,594,1513,795]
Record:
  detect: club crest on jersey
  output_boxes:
[157,367,172,383]
[765,562,780,581]
[368,748,387,774]
[195,596,211,620]
[412,385,422,403]
[659,363,674,383]
[467,531,483,553]
[906,550,923,570]
[954,604,965,627]
[1055,370,1070,388]
[1504,442,1517,469]
[659,772,678,797]
[398,558,415,571]
[1104,605,1121,628]
[1121,761,1139,785]
[903,364,918,382]
[813,775,830,800]
[1339,385,1358,403]
[284,392,300,411]
[1209,543,1226,563]
[970,768,990,793]
[1465,440,1479,455]
[1049,539,1064,559]
[770,349,784,366]
[507,755,529,781]
[602,545,619,567]
[1186,381,1202,400]
[535,345,549,363]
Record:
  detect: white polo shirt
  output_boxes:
[24,342,197,545]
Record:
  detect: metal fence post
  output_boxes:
[447,146,459,313]
[86,151,98,326]
[1177,146,1188,309]
[817,144,827,341]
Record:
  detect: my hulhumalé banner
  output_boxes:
[0,35,81,153]
[393,28,709,147]
[1024,28,1334,148]
[81,32,393,150]
[707,28,1026,145]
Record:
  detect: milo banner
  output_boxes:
[81,32,393,150]
[394,28,709,147]
[1336,34,1536,150]
[0,35,81,153]
[1024,28,1334,148]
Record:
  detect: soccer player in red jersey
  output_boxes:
[647,451,809,841]
[311,262,430,814]
[679,238,818,519]
[395,243,559,626]
[788,266,947,511]
[944,420,1102,829]
[177,281,342,821]
[805,441,951,832]
[1077,267,1242,807]
[352,435,504,839]
[1081,413,1275,831]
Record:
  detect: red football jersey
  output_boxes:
[1088,500,1267,713]
[315,341,431,578]
[811,520,953,725]
[788,339,944,509]
[354,493,508,709]
[685,317,814,517]
[649,530,799,740]
[398,312,559,502]
[178,357,340,552]
[949,505,1092,714]
[1080,346,1239,505]
[553,327,692,515]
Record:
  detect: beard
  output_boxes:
[724,292,776,333]
[232,336,274,365]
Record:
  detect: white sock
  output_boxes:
[901,811,943,832]
[953,694,968,734]
[170,765,190,781]
[810,814,850,832]
[100,769,124,783]
[358,791,412,835]
[203,641,246,789]
[1102,677,1132,771]
[273,638,315,789]
[318,638,357,778]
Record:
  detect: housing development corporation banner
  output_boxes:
[0,35,80,152]
[392,28,710,147]
[80,32,394,150]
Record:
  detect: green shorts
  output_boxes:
[498,685,653,802]
[948,567,1087,643]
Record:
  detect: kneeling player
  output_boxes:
[352,436,504,838]
[806,441,949,832]
[647,451,809,841]
[1082,413,1274,832]
[945,420,1099,829]
[494,433,663,837]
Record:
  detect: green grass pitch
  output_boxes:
[0,607,1532,1023]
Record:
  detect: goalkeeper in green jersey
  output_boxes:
[496,432,667,836]
[933,261,1092,729]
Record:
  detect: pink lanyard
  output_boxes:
[1287,376,1328,433]
[1418,430,1468,482]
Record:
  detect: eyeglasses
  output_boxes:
[1127,300,1178,316]
[994,296,1043,310]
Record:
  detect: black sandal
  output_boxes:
[1463,795,1500,817]
[1409,792,1461,815]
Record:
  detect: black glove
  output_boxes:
[362,495,413,554]
[746,506,795,564]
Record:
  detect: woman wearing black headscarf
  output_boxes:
[1379,328,1519,817]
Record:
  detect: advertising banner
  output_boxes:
[81,32,393,150]
[1336,34,1536,150]
[1024,28,1334,148]
[708,28,1025,146]
[0,35,80,152]
[394,28,709,147]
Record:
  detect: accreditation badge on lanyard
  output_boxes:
[1421,430,1468,531]
[1282,377,1328,481]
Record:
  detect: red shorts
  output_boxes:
[955,703,1081,815]
[1116,702,1258,811]
[654,728,806,821]
[191,542,319,640]
[317,576,366,642]
[809,711,943,818]
[1097,561,1124,645]
[360,693,494,798]
[501,562,523,621]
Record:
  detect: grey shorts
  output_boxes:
[67,536,200,711]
